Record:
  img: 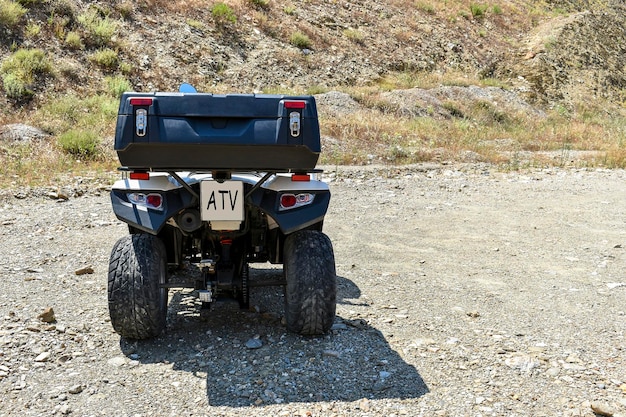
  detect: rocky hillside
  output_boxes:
[0,0,624,117]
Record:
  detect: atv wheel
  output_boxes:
[284,230,337,335]
[108,234,168,339]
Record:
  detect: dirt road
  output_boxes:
[0,164,625,416]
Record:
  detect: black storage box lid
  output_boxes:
[114,92,321,171]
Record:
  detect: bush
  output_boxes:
[290,31,311,49]
[212,2,236,25]
[105,75,131,97]
[2,72,30,99]
[25,22,40,37]
[78,10,117,46]
[89,48,118,70]
[0,0,26,28]
[0,49,52,99]
[65,31,83,49]
[470,3,488,18]
[57,129,100,158]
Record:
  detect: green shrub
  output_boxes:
[0,0,27,28]
[78,9,117,46]
[105,75,131,97]
[2,72,30,99]
[343,29,364,44]
[212,2,236,25]
[470,3,488,18]
[65,31,83,49]
[0,49,52,99]
[57,129,100,158]
[88,48,118,69]
[290,31,311,49]
[25,22,41,37]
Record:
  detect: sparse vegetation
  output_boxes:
[77,9,118,47]
[247,0,269,9]
[88,48,118,70]
[65,31,84,50]
[25,22,41,38]
[0,48,52,100]
[0,0,625,187]
[0,0,26,28]
[343,28,364,44]
[211,2,237,25]
[470,3,489,18]
[105,75,132,97]
[290,31,311,49]
[57,129,101,158]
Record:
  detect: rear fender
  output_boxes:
[110,174,194,234]
[248,175,331,235]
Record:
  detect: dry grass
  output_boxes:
[319,80,626,169]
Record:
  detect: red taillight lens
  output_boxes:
[146,194,162,209]
[127,193,163,210]
[279,193,315,211]
[130,98,153,106]
[284,100,306,109]
[280,194,297,208]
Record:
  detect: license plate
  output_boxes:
[200,180,244,222]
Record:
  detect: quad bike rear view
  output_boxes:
[107,84,336,339]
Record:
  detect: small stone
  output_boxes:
[331,323,348,331]
[107,356,127,367]
[37,307,56,323]
[379,371,391,379]
[591,402,615,417]
[358,398,370,411]
[34,352,51,362]
[322,350,340,358]
[245,338,263,349]
[505,353,541,372]
[68,384,83,394]
[467,311,480,318]
[75,267,94,275]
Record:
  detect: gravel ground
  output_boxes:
[0,164,625,417]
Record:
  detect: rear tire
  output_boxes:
[284,230,336,335]
[108,234,168,339]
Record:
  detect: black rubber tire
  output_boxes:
[284,230,337,335]
[108,234,168,339]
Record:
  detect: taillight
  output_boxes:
[279,193,314,211]
[127,193,163,210]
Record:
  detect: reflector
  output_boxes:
[130,98,153,106]
[291,174,310,182]
[129,171,150,180]
[284,100,306,109]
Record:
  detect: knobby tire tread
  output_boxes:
[284,230,337,335]
[108,234,168,339]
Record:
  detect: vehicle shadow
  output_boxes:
[119,268,429,407]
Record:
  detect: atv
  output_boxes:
[107,84,336,339]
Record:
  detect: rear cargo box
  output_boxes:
[114,92,321,171]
